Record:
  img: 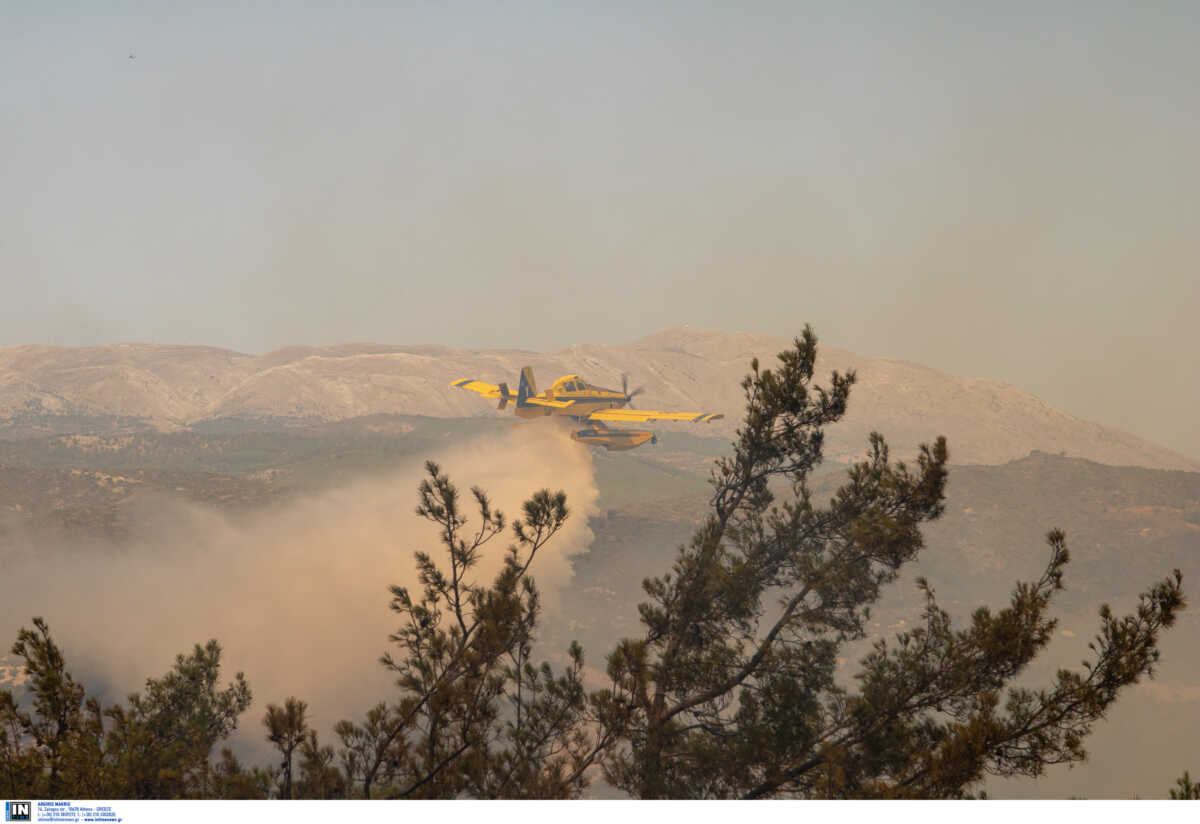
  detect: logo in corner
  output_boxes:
[4,802,31,822]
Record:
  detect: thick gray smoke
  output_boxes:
[0,425,599,755]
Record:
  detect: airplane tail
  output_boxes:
[517,367,537,407]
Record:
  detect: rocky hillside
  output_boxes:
[1,328,1195,470]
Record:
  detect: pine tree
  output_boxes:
[1,618,80,797]
[601,326,1185,799]
[334,463,628,798]
[295,730,346,799]
[209,747,272,799]
[1170,770,1200,800]
[103,640,252,797]
[263,697,309,799]
[1,620,251,798]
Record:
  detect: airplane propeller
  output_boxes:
[621,373,645,407]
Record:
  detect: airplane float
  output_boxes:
[451,367,723,451]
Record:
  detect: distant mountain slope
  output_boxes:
[1,328,1195,470]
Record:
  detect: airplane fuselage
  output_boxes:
[513,393,627,419]
[510,375,655,449]
[511,374,622,418]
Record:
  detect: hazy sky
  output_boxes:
[2,1,1197,458]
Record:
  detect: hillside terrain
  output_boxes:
[1,336,1197,798]
[2,328,1195,470]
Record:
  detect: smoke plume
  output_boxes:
[0,424,599,755]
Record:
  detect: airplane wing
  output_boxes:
[586,409,724,424]
[450,379,512,400]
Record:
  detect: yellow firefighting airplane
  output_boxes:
[451,367,723,451]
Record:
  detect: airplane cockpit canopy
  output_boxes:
[554,376,586,392]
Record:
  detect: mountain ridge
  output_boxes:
[1,327,1195,471]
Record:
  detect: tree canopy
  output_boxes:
[602,327,1184,798]
[1,621,250,799]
